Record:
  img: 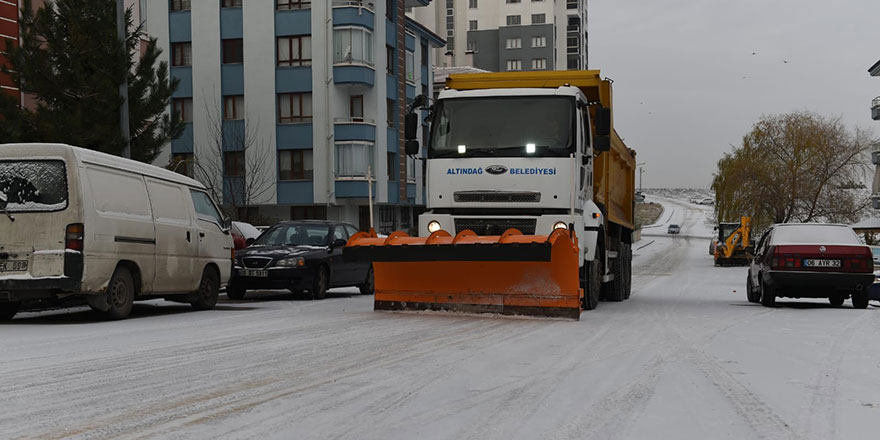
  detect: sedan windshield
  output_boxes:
[253,224,330,247]
[429,96,575,158]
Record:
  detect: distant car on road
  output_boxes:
[227,220,373,300]
[667,224,681,234]
[746,223,873,308]
[635,191,646,203]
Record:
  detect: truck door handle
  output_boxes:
[186,231,191,242]
[199,232,205,238]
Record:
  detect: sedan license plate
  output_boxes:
[0,260,28,272]
[804,259,841,268]
[241,269,268,278]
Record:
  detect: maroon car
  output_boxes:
[746,223,873,308]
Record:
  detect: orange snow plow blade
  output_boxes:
[344,228,583,319]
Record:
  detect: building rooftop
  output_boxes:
[869,59,880,76]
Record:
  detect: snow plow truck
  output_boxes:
[345,70,636,319]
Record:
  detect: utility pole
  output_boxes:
[117,0,131,159]
[637,162,646,192]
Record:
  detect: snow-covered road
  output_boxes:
[2,198,879,440]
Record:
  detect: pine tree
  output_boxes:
[0,0,182,163]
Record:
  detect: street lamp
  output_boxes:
[637,162,646,192]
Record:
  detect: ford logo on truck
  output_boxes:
[485,165,508,175]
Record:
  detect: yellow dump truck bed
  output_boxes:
[446,70,636,230]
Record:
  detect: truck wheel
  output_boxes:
[311,266,328,300]
[623,242,633,300]
[226,284,246,300]
[100,267,135,320]
[581,260,600,310]
[852,290,869,309]
[828,294,844,307]
[359,265,374,295]
[0,302,19,321]
[603,234,626,302]
[760,281,776,308]
[191,267,220,310]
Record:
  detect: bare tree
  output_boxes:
[712,111,874,232]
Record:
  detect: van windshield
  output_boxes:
[0,160,69,212]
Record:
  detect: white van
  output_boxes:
[0,143,233,320]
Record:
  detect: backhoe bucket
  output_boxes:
[344,228,583,319]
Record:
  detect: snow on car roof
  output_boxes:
[771,223,860,245]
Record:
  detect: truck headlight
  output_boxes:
[428,221,442,233]
[276,257,305,267]
[553,222,568,230]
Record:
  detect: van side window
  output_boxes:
[190,190,222,224]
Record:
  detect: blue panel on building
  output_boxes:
[334,124,376,142]
[421,65,428,87]
[222,120,245,151]
[277,124,313,149]
[406,84,416,101]
[386,21,397,47]
[386,76,397,100]
[386,128,398,153]
[276,67,313,93]
[277,181,314,204]
[220,8,243,39]
[171,123,194,153]
[407,183,417,200]
[275,10,310,36]
[169,11,191,43]
[221,64,244,95]
[332,7,374,30]
[333,66,375,87]
[335,181,375,198]
[387,181,399,203]
[171,67,193,97]
[405,34,415,51]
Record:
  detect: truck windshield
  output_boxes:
[429,96,575,158]
[0,160,69,213]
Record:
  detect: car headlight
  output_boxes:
[276,257,305,267]
[427,221,442,233]
[553,221,568,230]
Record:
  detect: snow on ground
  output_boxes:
[1,196,879,440]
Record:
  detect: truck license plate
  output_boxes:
[804,259,841,268]
[0,260,28,272]
[241,269,268,278]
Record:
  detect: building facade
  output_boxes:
[147,0,443,231]
[0,0,19,101]
[411,0,587,72]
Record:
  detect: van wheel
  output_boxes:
[226,284,246,300]
[359,265,374,295]
[0,302,19,321]
[101,267,134,320]
[311,266,328,300]
[852,290,869,309]
[192,267,220,310]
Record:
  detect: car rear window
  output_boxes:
[0,160,69,212]
[771,225,859,245]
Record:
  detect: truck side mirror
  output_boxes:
[595,107,611,136]
[405,140,420,155]
[593,135,611,152]
[405,113,418,140]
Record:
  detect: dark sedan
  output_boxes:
[746,223,874,308]
[227,221,373,300]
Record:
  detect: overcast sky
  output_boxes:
[588,0,880,188]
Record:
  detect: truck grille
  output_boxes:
[453,191,541,203]
[454,219,537,235]
[242,257,273,269]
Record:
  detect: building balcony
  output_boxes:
[873,97,880,120]
[334,118,376,142]
[332,1,374,30]
[333,63,375,88]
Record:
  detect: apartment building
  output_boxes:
[0,0,19,101]
[411,0,587,72]
[147,1,442,231]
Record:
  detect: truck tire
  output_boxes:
[581,260,600,310]
[603,233,626,302]
[191,267,220,310]
[623,242,633,300]
[0,302,19,321]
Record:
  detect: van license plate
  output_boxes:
[0,260,28,272]
[241,269,268,278]
[804,259,841,268]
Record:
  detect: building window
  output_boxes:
[173,98,192,122]
[531,58,547,70]
[221,0,242,7]
[387,99,395,128]
[505,38,521,49]
[506,59,522,71]
[406,156,416,183]
[279,150,313,180]
[224,151,245,177]
[467,41,477,52]
[291,205,326,220]
[386,0,395,20]
[468,20,478,31]
[405,50,414,84]
[506,15,521,26]
[334,28,374,66]
[387,152,396,179]
[276,0,310,10]
[278,92,312,124]
[223,95,244,120]
[222,39,243,64]
[350,95,364,121]
[171,42,191,66]
[532,36,546,48]
[421,43,428,67]
[170,0,190,11]
[386,46,395,75]
[469,0,477,7]
[506,0,521,3]
[277,35,311,67]
[567,0,578,9]
[336,142,375,179]
[532,14,546,24]
[171,153,194,177]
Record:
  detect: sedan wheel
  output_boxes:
[0,302,19,321]
[311,267,328,300]
[760,281,776,307]
[746,276,759,303]
[852,290,869,309]
[828,294,845,307]
[359,265,374,295]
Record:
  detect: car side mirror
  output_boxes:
[595,107,611,136]
[331,238,347,249]
[245,238,255,246]
[405,113,418,140]
[405,140,420,155]
[593,135,611,152]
